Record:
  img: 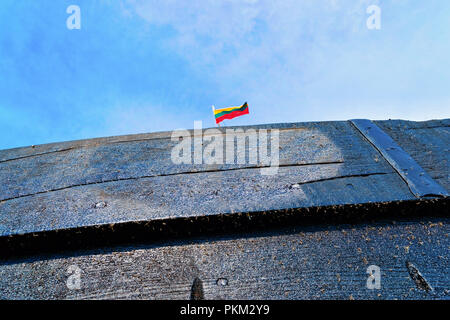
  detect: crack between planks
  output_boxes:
[405,125,450,130]
[290,172,389,187]
[0,143,173,164]
[1,198,448,263]
[0,161,344,203]
[349,120,420,199]
[0,147,76,164]
[0,126,313,164]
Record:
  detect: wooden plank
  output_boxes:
[1,121,404,237]
[0,217,448,300]
[351,119,448,198]
[375,119,449,191]
[0,131,175,163]
[0,119,448,300]
[0,121,384,202]
[0,168,412,238]
[2,119,449,259]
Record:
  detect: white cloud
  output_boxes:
[122,0,450,122]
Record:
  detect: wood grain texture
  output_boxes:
[0,121,380,202]
[375,119,449,190]
[0,218,448,300]
[1,120,408,237]
[0,119,448,300]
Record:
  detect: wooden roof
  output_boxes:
[0,119,448,299]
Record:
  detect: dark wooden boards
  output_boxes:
[375,119,449,191]
[0,122,381,202]
[0,119,448,299]
[0,121,410,238]
[0,217,448,299]
[351,119,448,198]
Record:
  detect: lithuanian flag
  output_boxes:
[213,102,249,124]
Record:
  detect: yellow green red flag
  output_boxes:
[213,102,249,124]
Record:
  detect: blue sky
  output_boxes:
[0,0,449,150]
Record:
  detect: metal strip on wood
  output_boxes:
[350,119,449,198]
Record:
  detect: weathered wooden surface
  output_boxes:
[375,119,449,191]
[0,218,448,300]
[351,119,448,198]
[0,121,413,237]
[0,122,382,201]
[0,119,448,299]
